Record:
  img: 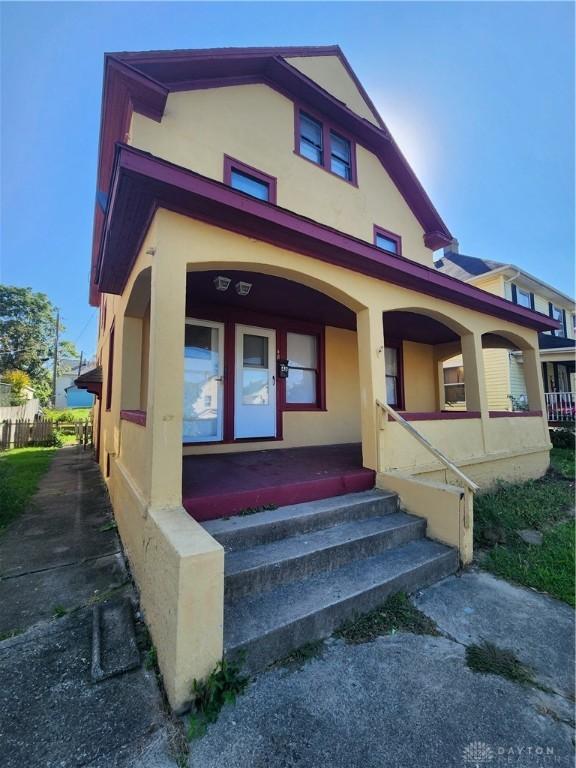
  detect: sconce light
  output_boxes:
[235,281,252,296]
[213,275,231,292]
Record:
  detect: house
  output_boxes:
[435,243,575,422]
[55,357,96,409]
[78,46,557,710]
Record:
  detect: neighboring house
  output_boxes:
[435,243,575,421]
[55,358,96,409]
[77,46,557,710]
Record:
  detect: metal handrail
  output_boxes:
[376,399,479,493]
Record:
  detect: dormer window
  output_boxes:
[374,226,402,256]
[295,108,357,184]
[224,156,277,204]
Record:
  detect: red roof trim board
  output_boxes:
[89,46,453,304]
[97,144,557,334]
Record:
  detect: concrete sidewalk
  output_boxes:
[0,447,179,768]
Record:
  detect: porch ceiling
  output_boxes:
[186,271,356,330]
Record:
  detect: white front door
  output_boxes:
[235,324,277,438]
[183,319,224,442]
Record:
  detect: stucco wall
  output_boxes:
[129,83,433,268]
[402,341,437,411]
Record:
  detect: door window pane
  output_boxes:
[242,370,269,405]
[243,335,268,367]
[183,324,221,440]
[386,376,397,406]
[230,169,270,201]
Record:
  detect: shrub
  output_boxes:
[550,428,575,450]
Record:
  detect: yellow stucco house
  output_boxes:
[435,243,575,421]
[79,46,558,710]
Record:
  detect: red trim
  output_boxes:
[97,145,557,334]
[388,411,481,421]
[223,155,277,204]
[383,338,405,411]
[90,45,454,304]
[105,323,115,412]
[294,103,358,187]
[120,409,147,426]
[374,225,402,257]
[489,410,543,418]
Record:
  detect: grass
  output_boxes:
[187,658,249,740]
[44,407,92,422]
[0,447,56,532]
[466,641,536,686]
[550,446,575,480]
[335,592,439,644]
[474,450,575,606]
[276,639,325,668]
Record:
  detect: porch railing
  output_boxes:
[545,392,576,423]
[376,399,479,493]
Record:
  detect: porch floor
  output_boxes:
[182,443,375,521]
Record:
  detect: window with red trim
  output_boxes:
[296,108,356,184]
[224,156,277,203]
[374,226,402,256]
[286,332,320,406]
[105,324,114,411]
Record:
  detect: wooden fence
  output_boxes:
[0,419,93,451]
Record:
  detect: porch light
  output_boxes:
[235,281,252,296]
[213,275,231,291]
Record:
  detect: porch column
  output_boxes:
[460,332,489,451]
[357,306,387,471]
[523,346,547,413]
[147,258,187,509]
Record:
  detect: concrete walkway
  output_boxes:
[0,447,178,768]
[188,572,575,768]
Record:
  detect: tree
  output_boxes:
[0,285,78,405]
[2,370,32,405]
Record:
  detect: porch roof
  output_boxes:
[97,144,557,334]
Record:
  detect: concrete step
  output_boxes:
[224,538,458,672]
[203,490,399,551]
[225,512,426,600]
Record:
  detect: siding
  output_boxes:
[509,356,527,405]
[482,347,511,411]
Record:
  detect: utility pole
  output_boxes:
[52,310,60,408]
[77,350,83,377]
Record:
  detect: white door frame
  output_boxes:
[234,324,277,439]
[183,318,225,442]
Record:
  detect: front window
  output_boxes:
[444,366,466,405]
[374,226,402,256]
[230,169,270,201]
[551,305,565,337]
[330,131,351,180]
[299,113,323,165]
[385,346,401,407]
[286,332,318,405]
[514,286,532,309]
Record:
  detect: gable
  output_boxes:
[284,55,381,126]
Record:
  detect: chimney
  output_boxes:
[443,238,459,257]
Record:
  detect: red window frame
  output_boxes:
[374,225,402,257]
[223,155,277,204]
[294,104,358,186]
[281,326,326,412]
[105,323,115,412]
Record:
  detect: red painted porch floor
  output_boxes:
[182,443,375,522]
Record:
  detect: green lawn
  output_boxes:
[474,448,575,606]
[0,448,56,532]
[44,408,92,422]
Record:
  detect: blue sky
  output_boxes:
[1,2,574,357]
